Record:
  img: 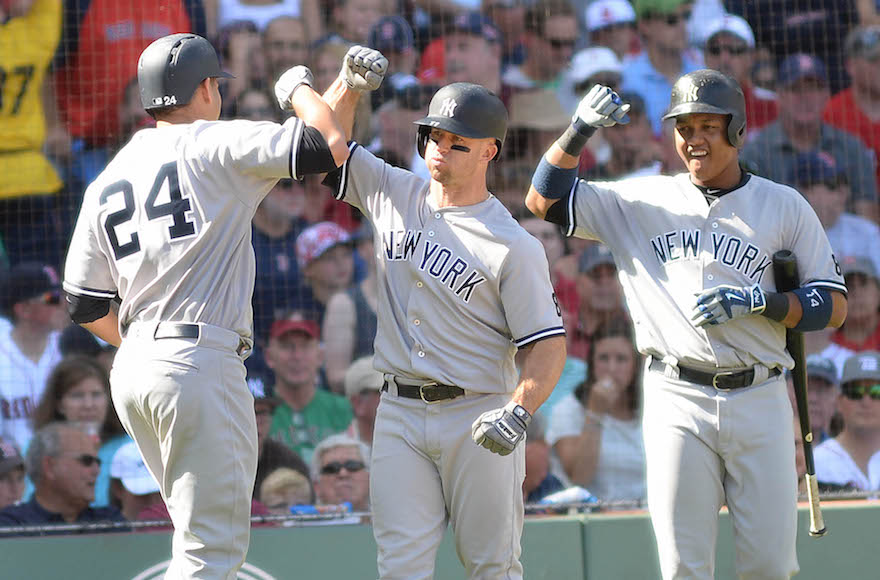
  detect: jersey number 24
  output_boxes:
[100,162,196,260]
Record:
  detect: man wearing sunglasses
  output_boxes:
[502,0,578,91]
[311,434,370,513]
[0,262,66,454]
[814,351,880,491]
[0,422,125,535]
[703,14,777,130]
[622,0,701,136]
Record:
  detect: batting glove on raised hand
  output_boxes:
[574,84,631,128]
[274,65,314,110]
[471,401,531,456]
[342,45,388,92]
[691,283,767,328]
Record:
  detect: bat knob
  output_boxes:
[809,527,828,538]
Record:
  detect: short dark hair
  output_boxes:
[526,0,574,35]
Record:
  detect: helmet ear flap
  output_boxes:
[417,126,430,159]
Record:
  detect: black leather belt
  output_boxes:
[154,323,199,340]
[649,359,781,391]
[382,378,465,403]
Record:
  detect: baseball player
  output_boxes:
[62,33,352,579]
[525,70,848,579]
[324,47,567,579]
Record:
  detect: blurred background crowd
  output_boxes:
[1,0,880,532]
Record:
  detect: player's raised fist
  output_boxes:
[342,45,388,92]
[574,84,631,128]
[471,401,531,456]
[274,65,314,110]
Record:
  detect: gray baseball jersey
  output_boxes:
[559,172,846,370]
[64,117,305,338]
[333,144,565,393]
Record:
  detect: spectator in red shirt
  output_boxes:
[824,25,880,224]
[703,14,777,132]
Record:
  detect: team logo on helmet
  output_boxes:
[680,79,700,103]
[438,97,457,117]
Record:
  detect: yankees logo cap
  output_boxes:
[841,351,880,384]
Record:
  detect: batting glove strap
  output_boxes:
[274,66,314,110]
[471,401,531,456]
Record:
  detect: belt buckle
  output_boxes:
[712,371,736,391]
[419,382,440,403]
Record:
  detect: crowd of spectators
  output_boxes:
[1,0,880,535]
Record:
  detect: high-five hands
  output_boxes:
[274,65,314,110]
[342,45,388,92]
[574,84,631,128]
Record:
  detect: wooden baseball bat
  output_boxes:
[772,250,827,537]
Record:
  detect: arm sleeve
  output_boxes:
[500,234,566,348]
[294,126,337,177]
[63,194,117,302]
[780,187,847,295]
[192,117,305,180]
[324,144,426,217]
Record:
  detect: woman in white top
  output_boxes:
[546,317,646,503]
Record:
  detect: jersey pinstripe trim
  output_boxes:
[514,326,566,348]
[564,180,578,237]
[805,280,848,296]
[334,142,359,201]
[62,281,116,300]
[289,118,305,180]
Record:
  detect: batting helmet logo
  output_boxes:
[438,97,458,117]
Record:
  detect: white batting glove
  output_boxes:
[342,45,388,92]
[691,284,767,328]
[471,401,531,456]
[574,84,631,128]
[274,65,314,110]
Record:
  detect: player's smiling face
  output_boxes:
[674,113,740,189]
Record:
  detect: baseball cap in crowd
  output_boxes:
[633,0,686,19]
[566,47,622,92]
[508,89,570,131]
[777,53,827,88]
[586,0,635,32]
[446,11,501,44]
[845,25,880,61]
[705,14,755,48]
[368,15,415,54]
[0,439,24,475]
[1,262,61,316]
[111,441,160,496]
[269,316,320,341]
[806,354,838,385]
[841,351,880,384]
[578,244,616,274]
[343,356,384,398]
[295,221,352,270]
[839,254,878,279]
[791,151,845,188]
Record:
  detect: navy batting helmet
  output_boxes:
[662,69,747,148]
[138,33,234,111]
[414,83,508,160]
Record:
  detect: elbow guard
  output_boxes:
[65,291,112,324]
[792,287,834,332]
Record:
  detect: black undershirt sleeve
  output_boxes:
[543,192,571,227]
[65,291,111,324]
[295,126,338,177]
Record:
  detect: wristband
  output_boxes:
[532,157,578,200]
[558,119,597,157]
[760,291,790,322]
[792,287,834,332]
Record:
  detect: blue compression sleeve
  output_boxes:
[531,157,578,200]
[792,287,834,332]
